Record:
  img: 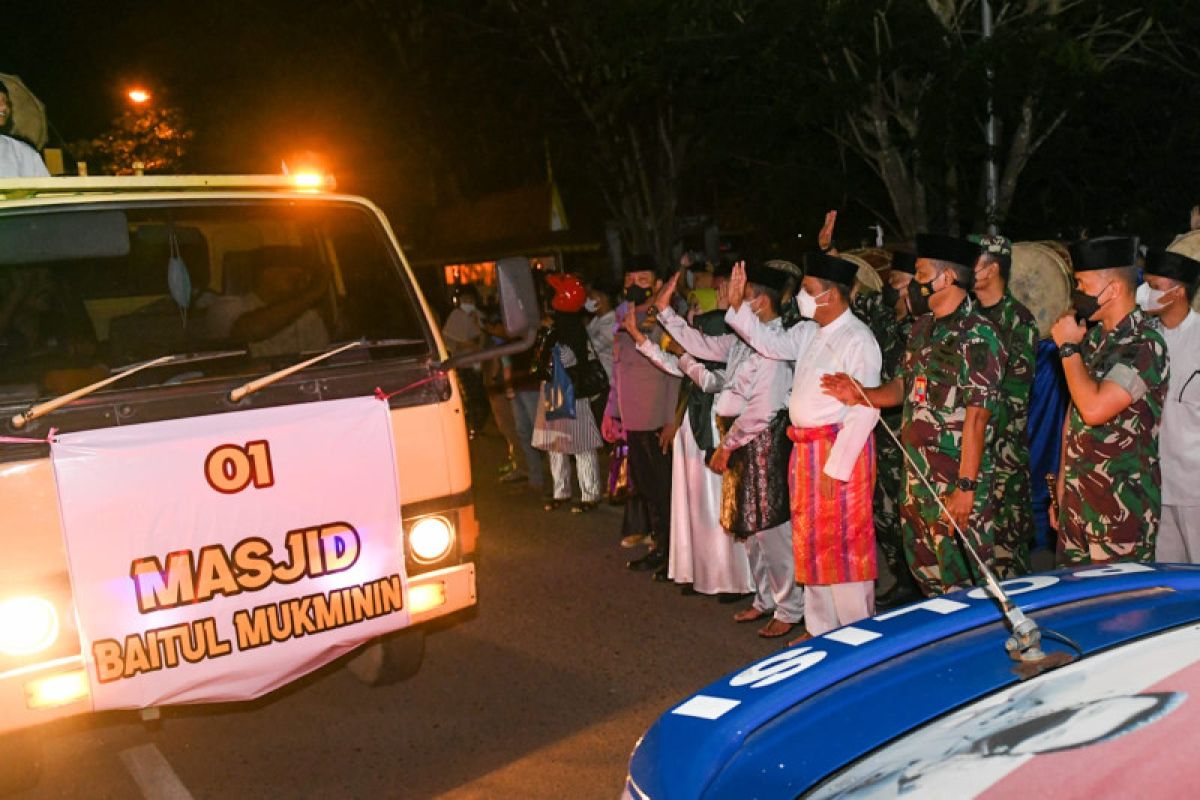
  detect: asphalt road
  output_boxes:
[14,434,788,799]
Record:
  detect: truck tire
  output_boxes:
[345,627,425,686]
[0,731,42,795]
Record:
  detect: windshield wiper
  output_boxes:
[111,348,248,374]
[300,337,425,355]
[229,341,362,403]
[11,354,181,429]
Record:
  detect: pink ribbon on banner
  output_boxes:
[0,427,57,445]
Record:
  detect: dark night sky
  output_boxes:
[7,3,439,183]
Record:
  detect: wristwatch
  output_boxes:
[955,476,978,492]
[1059,343,1081,359]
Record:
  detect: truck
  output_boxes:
[0,174,536,790]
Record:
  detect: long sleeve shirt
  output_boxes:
[659,306,791,451]
[726,304,882,481]
[603,304,681,430]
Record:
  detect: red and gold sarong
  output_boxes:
[787,424,876,584]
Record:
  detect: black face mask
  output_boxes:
[624,284,651,305]
[1071,283,1109,324]
[883,283,902,307]
[907,275,937,316]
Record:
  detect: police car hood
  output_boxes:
[625,563,1200,799]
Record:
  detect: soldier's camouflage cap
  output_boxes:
[968,234,1012,258]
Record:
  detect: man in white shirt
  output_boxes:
[655,262,809,638]
[1141,249,1200,562]
[728,255,882,638]
[0,81,50,178]
[206,249,330,358]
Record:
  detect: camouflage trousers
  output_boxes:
[873,421,906,580]
[901,470,998,596]
[990,463,1034,579]
[1057,476,1159,567]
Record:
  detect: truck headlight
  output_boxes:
[0,596,60,656]
[408,516,454,564]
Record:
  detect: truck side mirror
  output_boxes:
[439,257,538,371]
[495,257,538,336]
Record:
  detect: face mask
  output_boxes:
[624,284,651,305]
[1136,282,1171,313]
[907,274,938,316]
[1071,282,1109,323]
[883,284,901,307]
[584,297,599,313]
[795,287,831,318]
[459,302,476,313]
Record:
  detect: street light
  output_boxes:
[127,88,151,105]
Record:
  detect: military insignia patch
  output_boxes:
[913,375,928,404]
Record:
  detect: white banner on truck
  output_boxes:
[50,396,407,710]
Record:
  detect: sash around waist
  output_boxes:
[787,423,843,444]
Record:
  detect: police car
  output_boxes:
[624,562,1200,798]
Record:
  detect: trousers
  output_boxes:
[626,429,673,551]
[549,450,602,503]
[745,521,804,624]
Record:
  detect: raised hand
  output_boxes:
[727,261,747,310]
[818,210,838,251]
[654,271,680,313]
[620,306,646,344]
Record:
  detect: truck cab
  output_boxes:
[0,175,535,778]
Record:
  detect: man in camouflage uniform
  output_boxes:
[852,252,920,607]
[1052,236,1168,565]
[971,235,1037,578]
[825,234,1006,596]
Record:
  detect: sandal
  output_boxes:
[733,607,770,624]
[543,498,568,511]
[757,619,797,639]
[570,500,600,514]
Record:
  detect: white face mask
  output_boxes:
[795,287,832,318]
[584,297,599,313]
[1136,282,1171,313]
[459,302,476,313]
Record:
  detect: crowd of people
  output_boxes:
[446,213,1200,643]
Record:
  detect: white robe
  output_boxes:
[636,339,754,594]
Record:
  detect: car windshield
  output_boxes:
[0,199,429,403]
[806,622,1200,798]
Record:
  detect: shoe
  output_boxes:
[876,581,920,611]
[788,630,814,646]
[570,500,600,514]
[717,592,753,605]
[620,533,649,548]
[680,584,698,596]
[498,460,518,476]
[627,550,666,571]
[543,498,568,512]
[758,619,797,639]
[499,470,527,484]
[651,565,670,582]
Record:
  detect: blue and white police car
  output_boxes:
[624,562,1200,799]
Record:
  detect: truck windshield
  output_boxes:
[0,200,430,403]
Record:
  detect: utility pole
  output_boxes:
[982,0,1000,235]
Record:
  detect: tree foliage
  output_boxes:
[77,103,192,175]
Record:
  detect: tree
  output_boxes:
[500,0,751,267]
[78,102,193,175]
[802,0,1185,238]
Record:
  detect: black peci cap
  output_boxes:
[804,252,858,287]
[1144,249,1200,285]
[915,233,982,270]
[889,250,917,275]
[1069,236,1138,272]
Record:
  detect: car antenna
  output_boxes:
[827,338,1077,677]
